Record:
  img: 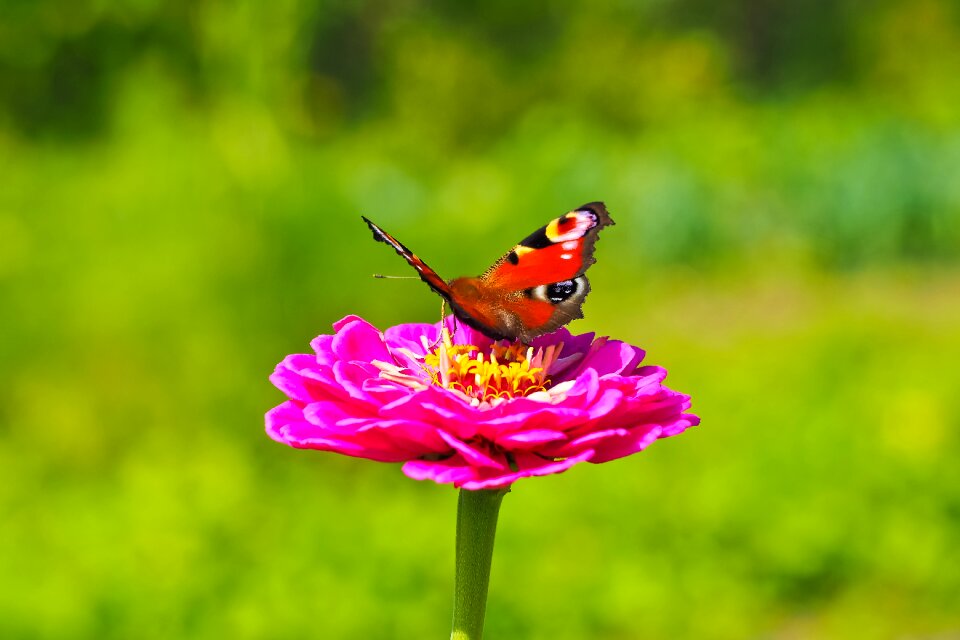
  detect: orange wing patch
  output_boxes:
[485,243,582,291]
[500,297,556,329]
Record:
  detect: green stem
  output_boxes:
[451,488,507,640]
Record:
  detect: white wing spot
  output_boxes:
[561,241,578,250]
[561,253,573,260]
[549,212,595,242]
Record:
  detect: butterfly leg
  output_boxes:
[428,300,448,350]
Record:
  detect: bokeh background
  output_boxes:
[2,1,960,638]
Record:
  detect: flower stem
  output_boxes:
[451,488,507,640]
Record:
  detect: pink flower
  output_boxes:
[266,316,699,490]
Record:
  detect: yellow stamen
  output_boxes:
[421,328,562,403]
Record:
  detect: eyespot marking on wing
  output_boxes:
[528,276,586,304]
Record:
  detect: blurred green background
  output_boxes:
[2,1,959,638]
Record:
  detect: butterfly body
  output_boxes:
[364,202,614,343]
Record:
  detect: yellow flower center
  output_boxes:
[421,329,562,404]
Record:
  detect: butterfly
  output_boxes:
[363,202,615,343]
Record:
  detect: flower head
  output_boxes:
[266,315,699,490]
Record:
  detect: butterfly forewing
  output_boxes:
[362,216,453,299]
[480,202,614,293]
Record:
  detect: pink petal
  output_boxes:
[402,455,478,486]
[588,425,664,463]
[580,339,646,377]
[383,323,439,356]
[459,449,596,490]
[331,360,379,402]
[276,419,411,461]
[310,334,337,366]
[437,431,506,469]
[268,354,318,404]
[496,429,568,449]
[332,316,391,363]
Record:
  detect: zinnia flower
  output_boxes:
[266,315,699,490]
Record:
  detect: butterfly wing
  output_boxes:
[362,216,454,300]
[475,202,615,342]
[481,202,614,291]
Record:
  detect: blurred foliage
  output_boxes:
[1,0,959,638]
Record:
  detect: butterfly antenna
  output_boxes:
[372,274,420,279]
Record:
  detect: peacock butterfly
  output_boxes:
[362,202,615,343]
